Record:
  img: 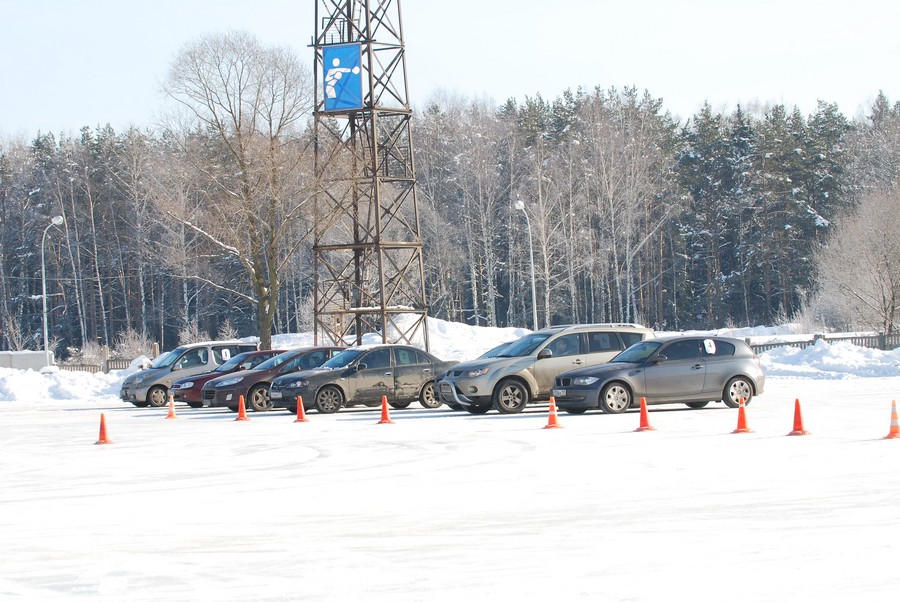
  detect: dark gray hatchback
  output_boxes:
[552,335,765,414]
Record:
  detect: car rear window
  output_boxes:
[703,340,735,357]
[620,332,646,347]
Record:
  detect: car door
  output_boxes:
[392,347,434,401]
[532,333,586,396]
[700,339,737,395]
[643,339,707,402]
[352,348,393,404]
[583,330,626,367]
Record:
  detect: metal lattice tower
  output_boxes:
[312,0,429,350]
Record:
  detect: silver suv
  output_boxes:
[437,324,654,414]
[120,341,258,407]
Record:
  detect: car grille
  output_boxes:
[556,377,572,387]
[202,390,215,400]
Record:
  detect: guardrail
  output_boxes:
[749,332,900,354]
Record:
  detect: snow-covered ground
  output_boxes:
[2,319,899,601]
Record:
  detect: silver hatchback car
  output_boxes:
[552,335,765,414]
[437,323,654,414]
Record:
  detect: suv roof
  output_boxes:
[169,339,255,350]
[535,323,653,334]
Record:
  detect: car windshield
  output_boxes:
[213,352,254,373]
[497,333,552,357]
[321,348,365,369]
[479,341,515,359]
[254,351,298,371]
[612,340,662,363]
[150,348,184,369]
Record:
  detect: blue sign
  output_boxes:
[323,44,363,111]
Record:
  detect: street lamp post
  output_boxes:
[41,215,64,367]
[514,200,539,331]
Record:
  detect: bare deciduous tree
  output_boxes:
[162,31,313,349]
[815,188,900,333]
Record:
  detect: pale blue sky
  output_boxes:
[2,0,898,138]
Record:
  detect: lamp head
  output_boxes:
[50,215,64,226]
[514,200,525,211]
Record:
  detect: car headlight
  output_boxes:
[287,379,309,389]
[176,381,194,390]
[466,367,489,378]
[216,377,243,387]
[133,373,149,384]
[572,376,600,386]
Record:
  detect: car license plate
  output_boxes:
[270,390,282,399]
[552,389,565,397]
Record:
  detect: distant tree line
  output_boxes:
[1,33,899,357]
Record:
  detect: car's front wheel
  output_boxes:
[147,386,168,408]
[248,384,272,412]
[563,407,587,415]
[722,377,753,408]
[187,402,203,409]
[493,379,529,414]
[599,382,632,414]
[464,402,491,415]
[315,386,344,414]
[419,381,442,409]
[685,401,709,409]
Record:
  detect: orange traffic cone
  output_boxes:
[635,397,655,432]
[294,395,309,423]
[885,400,899,439]
[95,413,113,445]
[165,396,177,420]
[543,396,563,429]
[235,394,250,421]
[787,398,809,436]
[377,395,395,424]
[732,397,753,434]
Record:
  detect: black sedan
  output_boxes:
[269,344,458,414]
[552,335,765,414]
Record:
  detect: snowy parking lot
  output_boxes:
[2,347,900,602]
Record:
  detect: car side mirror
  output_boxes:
[652,355,668,364]
[356,362,367,371]
[537,348,552,359]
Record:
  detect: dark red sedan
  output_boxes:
[202,347,345,412]
[170,350,284,408]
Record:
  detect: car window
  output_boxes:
[362,348,391,369]
[620,332,645,348]
[702,340,735,357]
[247,353,276,368]
[298,350,328,370]
[613,341,661,363]
[396,348,416,365]
[662,340,701,361]
[279,354,308,373]
[588,331,621,353]
[499,333,552,357]
[179,348,207,368]
[412,349,432,365]
[547,334,581,357]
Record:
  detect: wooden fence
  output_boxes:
[748,333,900,354]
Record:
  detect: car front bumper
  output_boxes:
[551,387,598,410]
[437,378,491,407]
[120,384,150,404]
